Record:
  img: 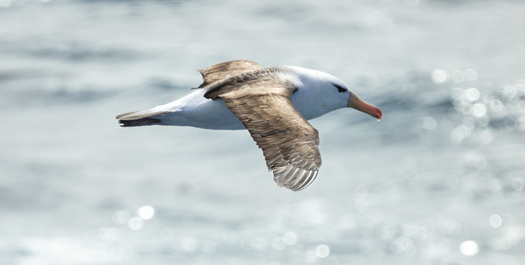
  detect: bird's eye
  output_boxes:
[333,84,347,93]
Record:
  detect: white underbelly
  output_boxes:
[156,90,245,130]
[155,89,327,130]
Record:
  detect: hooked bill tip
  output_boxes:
[374,107,383,120]
[348,94,382,121]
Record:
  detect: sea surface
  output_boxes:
[1,0,524,264]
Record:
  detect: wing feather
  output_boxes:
[196,60,261,89]
[223,92,322,191]
[198,65,322,191]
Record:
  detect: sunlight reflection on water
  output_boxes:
[459,240,479,256]
[1,0,525,264]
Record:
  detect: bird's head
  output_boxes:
[286,66,383,120]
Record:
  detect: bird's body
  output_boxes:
[117,60,382,191]
[122,66,351,130]
[148,89,244,130]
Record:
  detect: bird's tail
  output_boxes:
[116,109,171,127]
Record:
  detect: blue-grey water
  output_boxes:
[1,0,525,264]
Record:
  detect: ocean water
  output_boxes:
[1,0,524,264]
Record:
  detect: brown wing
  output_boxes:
[195,60,262,89]
[211,76,322,191]
[225,94,321,191]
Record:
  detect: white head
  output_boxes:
[285,66,383,120]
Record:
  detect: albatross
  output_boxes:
[116,60,382,191]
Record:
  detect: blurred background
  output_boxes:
[1,0,524,264]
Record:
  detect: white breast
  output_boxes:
[153,89,245,130]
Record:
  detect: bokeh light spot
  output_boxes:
[489,214,502,228]
[478,129,494,145]
[98,227,119,241]
[470,103,487,117]
[112,210,130,224]
[487,179,501,193]
[432,69,447,84]
[459,240,479,256]
[503,85,517,99]
[511,178,524,191]
[450,125,469,144]
[463,88,480,102]
[316,244,330,258]
[138,205,155,220]
[283,231,298,245]
[128,217,144,231]
[488,99,504,112]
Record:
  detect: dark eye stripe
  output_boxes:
[333,83,347,93]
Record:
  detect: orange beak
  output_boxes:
[348,94,382,120]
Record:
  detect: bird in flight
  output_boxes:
[117,60,382,191]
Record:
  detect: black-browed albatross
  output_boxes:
[116,60,382,191]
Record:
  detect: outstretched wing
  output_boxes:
[196,60,262,89]
[204,73,322,191]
